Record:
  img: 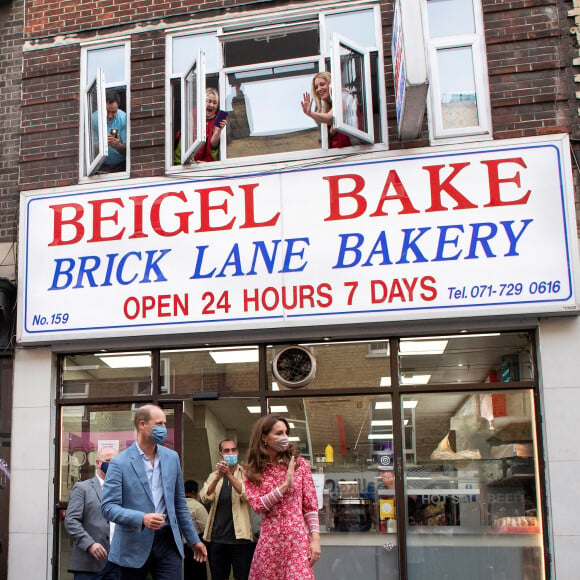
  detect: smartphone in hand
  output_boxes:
[214,110,228,126]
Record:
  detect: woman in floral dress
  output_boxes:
[244,415,321,579]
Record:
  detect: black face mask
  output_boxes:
[100,461,110,475]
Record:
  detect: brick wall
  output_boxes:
[0,0,23,247]
[18,0,580,196]
[24,0,265,38]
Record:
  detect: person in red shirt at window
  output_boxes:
[174,88,227,164]
[300,72,352,149]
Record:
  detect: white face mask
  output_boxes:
[271,437,290,452]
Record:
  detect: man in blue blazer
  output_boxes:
[102,404,207,579]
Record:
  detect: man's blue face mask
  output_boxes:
[151,425,167,444]
[100,461,110,475]
[222,454,238,467]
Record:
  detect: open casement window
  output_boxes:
[84,69,108,176]
[180,51,206,164]
[166,4,387,168]
[330,33,374,144]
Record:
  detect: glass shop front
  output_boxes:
[55,331,545,580]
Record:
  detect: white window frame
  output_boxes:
[330,33,374,144]
[422,0,492,144]
[79,40,131,181]
[180,50,207,164]
[165,1,388,173]
[83,69,108,175]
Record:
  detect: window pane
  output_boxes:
[436,46,479,130]
[399,332,533,386]
[87,46,125,84]
[225,65,321,158]
[427,0,475,38]
[266,394,399,577]
[61,352,152,398]
[267,341,391,391]
[223,27,319,67]
[184,398,261,483]
[337,44,369,134]
[403,390,544,579]
[324,9,376,53]
[86,80,102,170]
[160,347,259,395]
[172,33,219,74]
[182,57,204,163]
[57,403,176,577]
[58,404,175,502]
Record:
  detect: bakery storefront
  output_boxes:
[11,135,579,579]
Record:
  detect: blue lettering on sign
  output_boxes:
[333,219,533,269]
[48,249,171,290]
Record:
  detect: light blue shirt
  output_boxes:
[136,442,167,523]
[92,108,127,166]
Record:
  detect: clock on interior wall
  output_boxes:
[272,345,317,389]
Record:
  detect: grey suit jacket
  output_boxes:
[64,475,111,572]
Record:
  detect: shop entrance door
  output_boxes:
[55,403,179,580]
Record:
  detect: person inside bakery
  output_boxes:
[199,439,254,580]
[184,479,209,580]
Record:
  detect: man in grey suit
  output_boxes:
[102,404,207,580]
[64,446,119,579]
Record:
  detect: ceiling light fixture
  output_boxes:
[399,340,448,355]
[98,353,151,368]
[380,375,431,386]
[209,348,259,364]
[375,400,418,410]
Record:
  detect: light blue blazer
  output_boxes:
[102,442,200,568]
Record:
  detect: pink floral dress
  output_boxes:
[244,458,319,580]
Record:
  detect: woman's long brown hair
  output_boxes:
[244,414,300,483]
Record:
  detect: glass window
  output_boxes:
[330,34,374,144]
[437,46,478,130]
[180,51,207,164]
[265,395,400,578]
[166,4,386,169]
[266,340,391,391]
[160,346,259,395]
[81,42,130,177]
[426,0,475,37]
[223,25,319,68]
[61,352,152,399]
[184,398,261,483]
[398,332,534,386]
[58,404,174,503]
[87,46,126,84]
[224,62,321,158]
[403,390,544,579]
[423,0,491,142]
[57,404,176,579]
[83,70,107,175]
[324,9,377,53]
[172,32,219,75]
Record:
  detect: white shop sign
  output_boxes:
[17,135,579,343]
